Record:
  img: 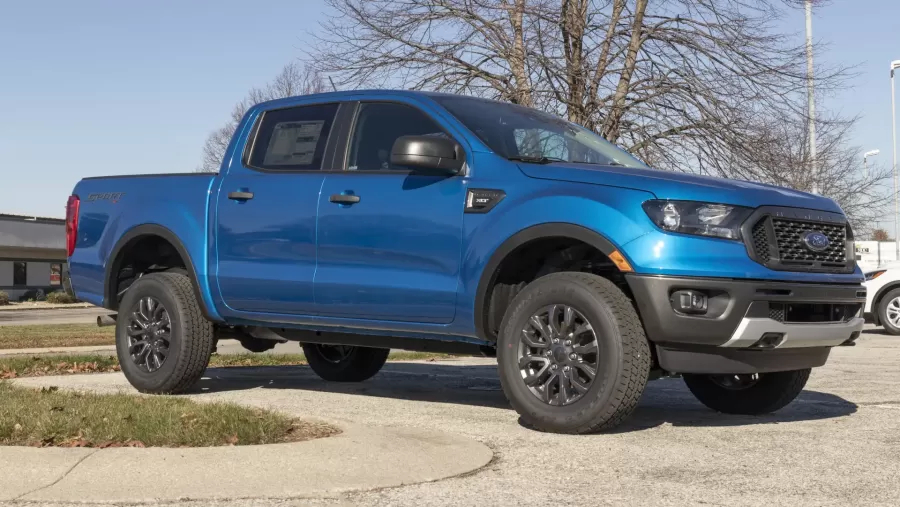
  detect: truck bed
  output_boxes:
[69,173,218,307]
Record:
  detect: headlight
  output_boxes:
[865,270,886,281]
[642,200,752,240]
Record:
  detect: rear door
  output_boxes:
[215,101,344,315]
[314,100,466,323]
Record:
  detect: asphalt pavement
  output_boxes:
[7,325,900,506]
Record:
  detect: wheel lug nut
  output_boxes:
[565,340,571,346]
[563,366,570,372]
[551,364,558,370]
[570,353,576,360]
[552,338,559,343]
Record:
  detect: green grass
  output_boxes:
[0,324,115,350]
[0,382,338,448]
[0,351,457,379]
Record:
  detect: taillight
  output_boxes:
[65,195,80,257]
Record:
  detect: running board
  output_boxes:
[262,328,496,357]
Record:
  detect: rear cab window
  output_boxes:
[247,103,339,171]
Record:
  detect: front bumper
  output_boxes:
[626,274,866,348]
[626,274,866,374]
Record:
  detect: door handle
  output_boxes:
[330,194,361,205]
[228,191,254,201]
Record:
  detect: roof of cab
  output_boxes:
[252,89,482,111]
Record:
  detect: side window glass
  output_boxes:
[249,103,338,171]
[348,102,447,171]
[514,128,569,160]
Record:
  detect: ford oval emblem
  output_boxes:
[802,231,830,252]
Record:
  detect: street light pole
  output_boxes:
[864,149,880,178]
[805,1,818,194]
[892,61,900,261]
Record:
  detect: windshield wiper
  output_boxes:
[507,156,566,164]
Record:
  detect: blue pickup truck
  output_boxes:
[66,90,865,433]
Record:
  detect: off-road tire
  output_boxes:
[877,288,900,335]
[302,344,390,382]
[683,369,810,415]
[116,272,215,394]
[496,272,651,434]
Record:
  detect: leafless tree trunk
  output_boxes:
[198,63,327,173]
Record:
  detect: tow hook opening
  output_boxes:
[750,332,785,349]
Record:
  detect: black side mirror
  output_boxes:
[390,135,464,175]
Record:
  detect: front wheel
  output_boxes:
[302,344,389,382]
[496,272,651,434]
[682,369,810,415]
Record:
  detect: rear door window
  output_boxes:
[248,103,339,171]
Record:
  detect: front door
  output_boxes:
[215,102,340,315]
[315,101,466,323]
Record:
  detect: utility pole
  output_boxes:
[891,61,900,261]
[806,1,818,194]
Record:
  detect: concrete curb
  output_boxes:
[4,378,494,503]
[0,303,95,312]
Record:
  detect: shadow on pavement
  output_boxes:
[194,362,857,431]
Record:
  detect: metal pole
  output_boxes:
[806,1,818,194]
[865,157,868,179]
[892,67,898,261]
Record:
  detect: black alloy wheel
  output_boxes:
[517,304,600,406]
[126,296,172,373]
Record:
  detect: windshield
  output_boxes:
[432,96,648,169]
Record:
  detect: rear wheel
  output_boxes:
[302,344,389,382]
[877,288,900,335]
[116,272,215,394]
[496,272,651,434]
[682,369,810,415]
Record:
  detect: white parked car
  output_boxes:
[864,266,900,334]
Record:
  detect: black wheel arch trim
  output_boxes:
[103,224,214,320]
[473,222,618,341]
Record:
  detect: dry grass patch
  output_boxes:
[0,382,338,448]
[0,324,114,350]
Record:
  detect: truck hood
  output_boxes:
[519,163,843,214]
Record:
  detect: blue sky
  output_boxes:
[1,0,898,220]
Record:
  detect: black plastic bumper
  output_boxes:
[626,274,866,347]
[626,275,866,374]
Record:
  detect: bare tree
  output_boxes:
[199,63,327,172]
[720,111,890,230]
[309,0,887,224]
[313,1,850,165]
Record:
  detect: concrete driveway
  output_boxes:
[11,326,900,506]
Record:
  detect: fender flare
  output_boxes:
[103,224,211,318]
[473,223,618,341]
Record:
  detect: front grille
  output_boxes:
[768,304,785,322]
[768,302,861,323]
[771,219,847,265]
[746,213,853,273]
[752,220,771,264]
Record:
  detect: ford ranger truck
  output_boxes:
[66,91,865,433]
